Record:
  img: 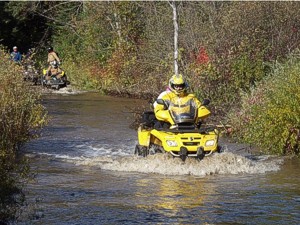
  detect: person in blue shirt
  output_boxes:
[10,46,22,63]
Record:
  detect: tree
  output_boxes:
[169,1,179,76]
[0,2,49,53]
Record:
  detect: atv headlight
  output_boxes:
[205,140,215,147]
[166,140,178,147]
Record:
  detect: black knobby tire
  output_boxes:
[61,75,68,87]
[41,76,45,87]
[179,147,188,162]
[196,147,205,161]
[196,154,205,161]
[134,145,149,157]
[217,145,223,153]
[134,145,140,155]
[180,154,187,162]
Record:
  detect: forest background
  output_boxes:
[1,1,300,156]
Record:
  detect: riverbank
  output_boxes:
[0,50,47,224]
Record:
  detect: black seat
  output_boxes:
[142,111,156,127]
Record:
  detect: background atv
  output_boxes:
[42,69,69,90]
[23,64,40,85]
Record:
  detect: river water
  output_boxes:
[20,91,300,225]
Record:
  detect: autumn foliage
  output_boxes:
[0,47,48,222]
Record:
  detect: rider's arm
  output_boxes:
[154,103,165,114]
[47,53,51,63]
[46,65,51,73]
[153,90,171,114]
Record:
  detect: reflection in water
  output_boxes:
[135,177,209,212]
[155,179,206,210]
[20,93,300,225]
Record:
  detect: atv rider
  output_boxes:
[47,46,60,71]
[45,61,64,81]
[10,46,22,63]
[153,74,202,129]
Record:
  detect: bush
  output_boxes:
[0,47,48,223]
[229,51,300,155]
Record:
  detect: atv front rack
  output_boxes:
[156,126,217,134]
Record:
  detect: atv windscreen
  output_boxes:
[169,99,197,124]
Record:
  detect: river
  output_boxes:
[19,91,300,225]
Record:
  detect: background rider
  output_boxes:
[10,46,22,62]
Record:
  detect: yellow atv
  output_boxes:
[135,98,220,161]
[42,68,68,90]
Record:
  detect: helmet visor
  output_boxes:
[172,83,185,90]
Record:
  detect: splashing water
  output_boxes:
[67,151,283,177]
[41,85,87,95]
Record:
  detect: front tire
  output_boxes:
[179,147,188,162]
[196,147,205,161]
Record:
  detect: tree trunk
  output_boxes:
[170,1,179,76]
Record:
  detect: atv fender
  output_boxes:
[137,126,151,146]
[155,110,174,125]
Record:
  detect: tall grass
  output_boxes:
[0,47,48,223]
